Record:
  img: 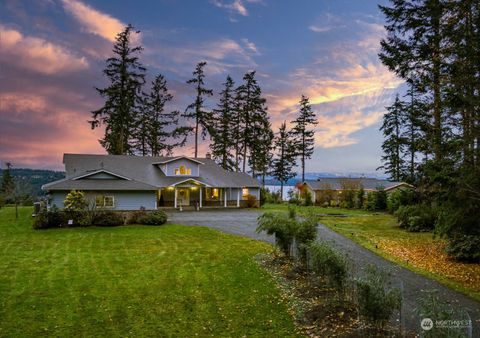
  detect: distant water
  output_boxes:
[264,185,295,201]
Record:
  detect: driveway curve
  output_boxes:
[167,209,480,335]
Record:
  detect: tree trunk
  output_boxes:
[194,115,199,158]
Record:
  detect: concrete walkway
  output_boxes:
[167,209,480,335]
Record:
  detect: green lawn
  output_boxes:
[0,207,298,337]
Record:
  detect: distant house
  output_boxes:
[298,177,414,205]
[42,154,260,210]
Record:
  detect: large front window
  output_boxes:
[95,195,114,208]
[174,165,191,175]
[205,188,219,200]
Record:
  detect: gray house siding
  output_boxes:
[50,191,156,210]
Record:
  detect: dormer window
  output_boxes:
[174,165,191,175]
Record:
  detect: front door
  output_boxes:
[177,188,190,206]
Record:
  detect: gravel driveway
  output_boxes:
[167,209,480,335]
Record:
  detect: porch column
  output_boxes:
[199,187,202,208]
[237,189,240,207]
[224,188,227,207]
[174,188,177,208]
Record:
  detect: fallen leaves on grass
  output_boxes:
[377,238,480,294]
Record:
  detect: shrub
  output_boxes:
[308,241,348,292]
[364,192,377,211]
[303,190,313,206]
[445,234,480,262]
[127,209,148,224]
[33,210,66,229]
[342,189,356,209]
[374,188,388,210]
[245,194,258,208]
[294,219,318,264]
[138,210,168,225]
[0,194,5,208]
[65,210,90,227]
[92,210,124,227]
[356,186,365,209]
[257,212,298,256]
[387,189,417,214]
[395,204,436,232]
[416,290,470,338]
[260,187,269,206]
[355,265,401,328]
[64,190,88,211]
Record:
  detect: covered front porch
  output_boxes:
[157,179,246,209]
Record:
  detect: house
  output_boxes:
[298,177,414,205]
[42,154,261,210]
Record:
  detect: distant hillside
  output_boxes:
[264,172,388,186]
[0,169,65,196]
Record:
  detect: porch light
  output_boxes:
[191,187,197,190]
[167,187,174,190]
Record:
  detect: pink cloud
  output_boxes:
[61,0,126,42]
[0,25,89,75]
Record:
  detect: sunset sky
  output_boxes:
[0,0,403,173]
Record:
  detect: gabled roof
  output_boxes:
[72,169,131,181]
[168,178,211,187]
[42,154,260,191]
[152,156,204,165]
[303,177,413,191]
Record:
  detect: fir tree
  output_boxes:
[235,71,269,174]
[379,95,406,182]
[210,76,236,170]
[90,24,146,155]
[183,61,213,158]
[271,122,297,199]
[139,74,188,156]
[379,0,447,163]
[291,95,318,182]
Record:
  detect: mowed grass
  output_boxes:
[0,207,298,337]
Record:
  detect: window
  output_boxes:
[242,188,249,197]
[205,188,219,200]
[95,195,114,208]
[175,165,191,175]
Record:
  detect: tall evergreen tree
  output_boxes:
[90,24,146,155]
[291,95,318,182]
[271,122,297,199]
[380,0,480,261]
[249,116,274,183]
[379,95,407,181]
[379,0,447,163]
[235,71,269,174]
[402,79,424,183]
[232,90,244,171]
[210,76,236,170]
[183,61,213,158]
[137,74,188,156]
